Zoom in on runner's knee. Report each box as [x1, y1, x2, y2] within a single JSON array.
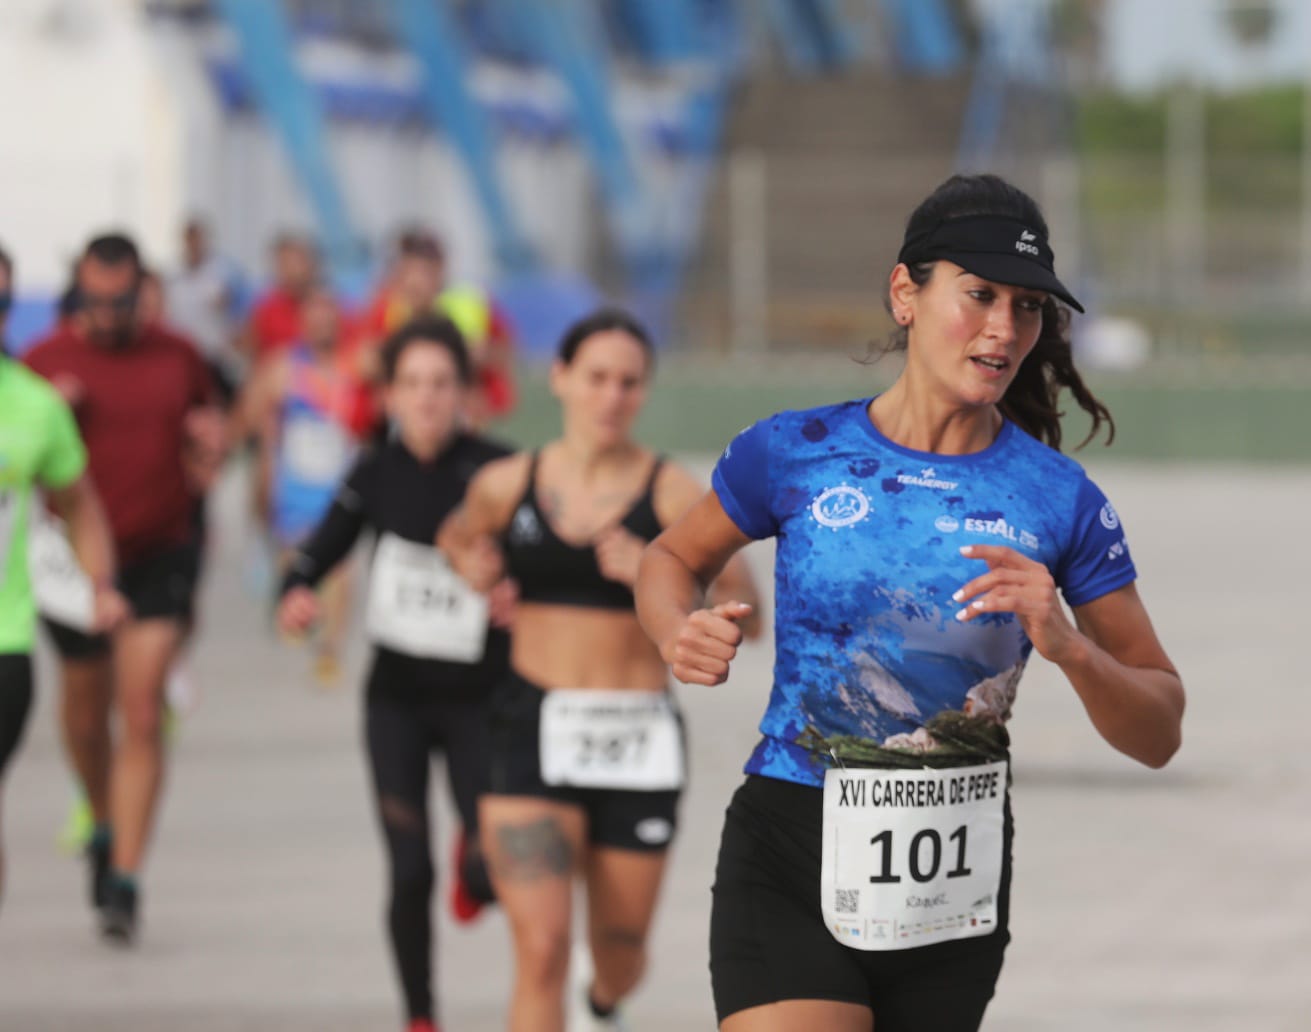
[[514, 923, 572, 989], [591, 925, 647, 993], [61, 702, 104, 747], [379, 796, 434, 900], [118, 694, 164, 741]]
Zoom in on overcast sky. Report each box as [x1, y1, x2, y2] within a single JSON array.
[[1104, 0, 1311, 91]]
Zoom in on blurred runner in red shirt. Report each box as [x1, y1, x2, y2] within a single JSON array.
[[24, 233, 225, 945]]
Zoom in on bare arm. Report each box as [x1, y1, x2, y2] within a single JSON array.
[[1062, 586, 1184, 768], [229, 357, 286, 522], [228, 355, 283, 447], [648, 462, 763, 640], [636, 490, 756, 686], [435, 453, 528, 592], [955, 545, 1184, 768]]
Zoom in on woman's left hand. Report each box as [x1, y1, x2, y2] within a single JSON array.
[[953, 544, 1083, 665], [595, 526, 646, 587]]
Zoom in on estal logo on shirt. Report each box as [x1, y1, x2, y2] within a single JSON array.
[[963, 514, 1040, 551]]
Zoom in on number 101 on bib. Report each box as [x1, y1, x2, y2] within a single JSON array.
[[820, 760, 1007, 951]]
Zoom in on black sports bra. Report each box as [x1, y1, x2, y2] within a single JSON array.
[[502, 452, 664, 610]]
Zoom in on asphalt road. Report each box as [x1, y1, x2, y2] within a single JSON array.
[[2, 462, 1306, 1031]]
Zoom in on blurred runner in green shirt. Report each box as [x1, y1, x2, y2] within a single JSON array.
[[0, 244, 124, 910]]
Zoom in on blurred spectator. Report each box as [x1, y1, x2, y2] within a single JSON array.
[[0, 243, 12, 352], [168, 218, 246, 406]]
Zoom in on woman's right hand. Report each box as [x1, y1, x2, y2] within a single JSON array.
[[661, 601, 753, 686], [452, 536, 505, 594], [277, 586, 320, 637]]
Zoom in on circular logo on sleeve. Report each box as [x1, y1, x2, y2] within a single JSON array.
[[1099, 503, 1120, 530], [811, 485, 871, 529]]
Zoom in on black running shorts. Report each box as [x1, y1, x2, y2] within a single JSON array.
[[42, 539, 203, 660], [710, 774, 1011, 1030], [487, 670, 682, 853]]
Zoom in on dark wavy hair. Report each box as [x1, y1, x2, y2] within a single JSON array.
[[557, 307, 655, 371], [379, 315, 472, 384], [883, 173, 1113, 450]]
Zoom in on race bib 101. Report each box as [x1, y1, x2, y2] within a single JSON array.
[[820, 761, 1006, 951], [540, 689, 684, 791], [365, 533, 488, 663]]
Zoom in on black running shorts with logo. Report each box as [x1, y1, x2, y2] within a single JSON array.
[[42, 539, 203, 660], [0, 653, 35, 777], [710, 774, 1012, 1031], [487, 670, 683, 853]]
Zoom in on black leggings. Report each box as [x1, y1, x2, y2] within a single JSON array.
[[365, 672, 496, 1023], [0, 654, 34, 778]]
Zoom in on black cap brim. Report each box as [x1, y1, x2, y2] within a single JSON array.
[[939, 250, 1085, 313]]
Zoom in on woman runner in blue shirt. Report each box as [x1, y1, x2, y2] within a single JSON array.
[[635, 173, 1185, 1032]]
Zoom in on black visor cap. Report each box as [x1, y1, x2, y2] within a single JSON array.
[[897, 215, 1085, 313]]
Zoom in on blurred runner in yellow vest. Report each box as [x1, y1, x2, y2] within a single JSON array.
[[359, 228, 516, 427]]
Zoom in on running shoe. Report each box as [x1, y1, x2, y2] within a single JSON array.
[[568, 946, 630, 1032], [58, 790, 94, 854], [449, 829, 492, 924], [165, 657, 202, 716], [99, 876, 139, 944], [569, 989, 629, 1032], [405, 1020, 439, 1032]]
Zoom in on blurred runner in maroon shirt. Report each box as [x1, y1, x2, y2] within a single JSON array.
[[24, 233, 225, 945]]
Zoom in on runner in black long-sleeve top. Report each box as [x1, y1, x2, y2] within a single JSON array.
[[277, 316, 513, 1032]]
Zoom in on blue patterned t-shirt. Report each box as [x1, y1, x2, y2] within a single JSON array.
[[712, 399, 1136, 787]]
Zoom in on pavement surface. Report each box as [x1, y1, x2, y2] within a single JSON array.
[[1, 461, 1307, 1031]]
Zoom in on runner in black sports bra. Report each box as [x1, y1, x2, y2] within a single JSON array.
[[502, 450, 663, 610], [438, 308, 762, 1032]]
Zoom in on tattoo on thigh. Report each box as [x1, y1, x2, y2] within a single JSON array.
[[493, 817, 574, 881]]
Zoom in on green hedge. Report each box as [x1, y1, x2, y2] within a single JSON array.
[[1078, 85, 1306, 156], [494, 370, 1308, 463]]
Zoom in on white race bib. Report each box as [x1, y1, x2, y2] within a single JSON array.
[[365, 533, 489, 662], [820, 761, 1006, 951], [282, 416, 352, 484], [28, 514, 96, 632], [540, 689, 684, 791]]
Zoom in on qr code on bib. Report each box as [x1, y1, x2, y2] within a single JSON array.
[[834, 889, 859, 914]]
